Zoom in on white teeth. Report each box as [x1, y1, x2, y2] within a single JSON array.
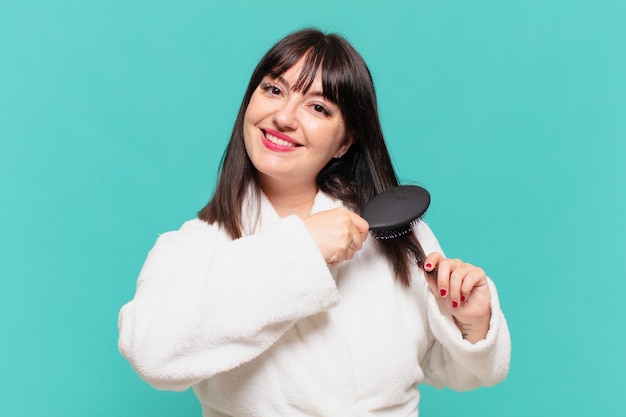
[[265, 132, 297, 147]]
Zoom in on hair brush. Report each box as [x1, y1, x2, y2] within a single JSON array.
[[361, 185, 431, 240]]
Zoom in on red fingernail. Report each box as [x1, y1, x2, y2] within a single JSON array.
[[425, 262, 432, 269], [461, 295, 466, 302], [440, 289, 447, 297], [452, 301, 459, 308]]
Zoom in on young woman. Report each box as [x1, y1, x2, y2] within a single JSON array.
[[119, 28, 510, 416]]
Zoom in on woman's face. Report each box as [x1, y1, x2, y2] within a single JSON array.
[[243, 59, 350, 190]]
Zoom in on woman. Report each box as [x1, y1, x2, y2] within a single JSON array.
[[118, 29, 510, 416]]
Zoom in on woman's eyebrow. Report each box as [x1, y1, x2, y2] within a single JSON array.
[[273, 75, 290, 88], [306, 90, 326, 99]]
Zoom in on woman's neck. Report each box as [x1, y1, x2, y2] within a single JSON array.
[[260, 179, 318, 219]]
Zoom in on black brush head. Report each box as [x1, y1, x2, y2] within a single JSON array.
[[361, 185, 431, 240]]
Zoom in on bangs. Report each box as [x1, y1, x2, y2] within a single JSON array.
[[266, 45, 346, 106], [247, 30, 369, 132]]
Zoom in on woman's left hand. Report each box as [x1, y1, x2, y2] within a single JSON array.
[[423, 252, 492, 343]]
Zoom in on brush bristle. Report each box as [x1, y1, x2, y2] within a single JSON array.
[[370, 219, 420, 240]]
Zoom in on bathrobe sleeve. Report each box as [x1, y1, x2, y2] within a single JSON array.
[[118, 216, 338, 391], [415, 223, 511, 391]]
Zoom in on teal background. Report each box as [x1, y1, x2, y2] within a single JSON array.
[[1, 0, 625, 415]]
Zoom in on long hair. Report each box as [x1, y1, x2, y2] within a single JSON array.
[[198, 29, 426, 286]]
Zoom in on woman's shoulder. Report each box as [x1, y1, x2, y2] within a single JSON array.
[[153, 218, 230, 252], [178, 217, 217, 233]]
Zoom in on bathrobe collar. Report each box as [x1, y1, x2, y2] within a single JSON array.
[[240, 187, 344, 236]]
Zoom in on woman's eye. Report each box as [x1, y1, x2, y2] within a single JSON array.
[[260, 83, 282, 96], [312, 104, 330, 115]]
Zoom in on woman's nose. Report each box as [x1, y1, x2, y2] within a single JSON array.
[[272, 101, 299, 131]]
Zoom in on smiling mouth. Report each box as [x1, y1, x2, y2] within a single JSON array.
[[262, 130, 302, 148]]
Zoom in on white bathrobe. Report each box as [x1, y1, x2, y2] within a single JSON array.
[[118, 191, 510, 416]]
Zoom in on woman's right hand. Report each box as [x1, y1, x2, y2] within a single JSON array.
[[304, 208, 369, 266]]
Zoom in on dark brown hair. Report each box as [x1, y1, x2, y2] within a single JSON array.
[[198, 29, 426, 286]]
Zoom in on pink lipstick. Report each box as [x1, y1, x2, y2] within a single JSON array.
[[261, 128, 301, 152]]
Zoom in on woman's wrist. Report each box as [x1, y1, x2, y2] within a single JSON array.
[[453, 315, 491, 343]]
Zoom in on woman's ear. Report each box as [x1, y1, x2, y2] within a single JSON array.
[[335, 133, 355, 158]]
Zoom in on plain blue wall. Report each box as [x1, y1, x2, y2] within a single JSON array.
[[2, 0, 625, 415]]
